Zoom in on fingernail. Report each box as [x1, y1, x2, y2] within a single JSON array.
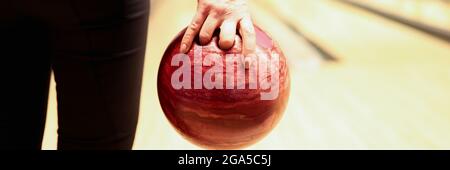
[[180, 44, 187, 53]]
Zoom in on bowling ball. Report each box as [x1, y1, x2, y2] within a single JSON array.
[[157, 26, 290, 149]]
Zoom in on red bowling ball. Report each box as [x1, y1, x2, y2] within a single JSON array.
[[157, 26, 290, 149]]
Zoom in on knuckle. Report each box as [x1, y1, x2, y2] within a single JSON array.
[[211, 11, 223, 19], [242, 28, 254, 36], [182, 34, 191, 42], [202, 0, 213, 7], [244, 26, 255, 35], [212, 5, 231, 17], [215, 5, 227, 13], [189, 22, 200, 30]]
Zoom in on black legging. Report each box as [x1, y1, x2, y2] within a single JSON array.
[[0, 0, 149, 149]]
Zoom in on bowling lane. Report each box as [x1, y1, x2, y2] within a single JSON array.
[[346, 0, 450, 33], [258, 0, 450, 148], [259, 0, 450, 63]]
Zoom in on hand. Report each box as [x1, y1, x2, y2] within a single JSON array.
[[180, 0, 256, 66]]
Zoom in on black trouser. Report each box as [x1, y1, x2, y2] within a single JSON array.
[[0, 0, 149, 149]]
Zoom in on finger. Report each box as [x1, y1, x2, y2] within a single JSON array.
[[199, 15, 221, 45], [181, 9, 208, 53], [219, 20, 237, 50], [239, 16, 256, 68], [239, 16, 256, 55]]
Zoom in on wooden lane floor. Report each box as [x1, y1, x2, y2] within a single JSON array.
[[345, 0, 450, 33], [42, 0, 450, 149], [259, 0, 450, 148]]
